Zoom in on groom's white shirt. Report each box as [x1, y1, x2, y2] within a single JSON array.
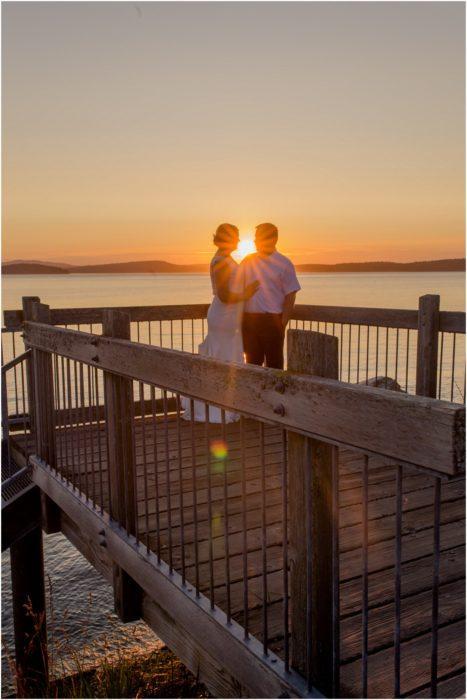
[[234, 250, 301, 313]]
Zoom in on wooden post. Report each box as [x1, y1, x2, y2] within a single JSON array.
[[22, 297, 40, 446], [287, 329, 339, 696], [29, 302, 61, 534], [416, 294, 440, 398], [102, 309, 142, 622], [2, 365, 11, 473], [10, 494, 48, 696]]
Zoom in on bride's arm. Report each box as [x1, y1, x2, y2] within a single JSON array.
[[213, 261, 259, 304]]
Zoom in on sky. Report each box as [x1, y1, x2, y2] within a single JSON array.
[[2, 2, 465, 265]]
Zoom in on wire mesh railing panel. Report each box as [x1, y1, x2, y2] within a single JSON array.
[[1, 329, 27, 365], [2, 356, 33, 475], [129, 319, 207, 353], [53, 319, 209, 354], [19, 314, 465, 698], [33, 344, 292, 668], [289, 319, 467, 404], [122, 384, 292, 667], [3, 304, 465, 410], [338, 455, 465, 698], [1, 331, 30, 420], [35, 316, 467, 403], [52, 355, 108, 515], [437, 332, 466, 403], [288, 321, 419, 393]]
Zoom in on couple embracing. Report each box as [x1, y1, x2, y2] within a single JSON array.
[[184, 222, 300, 423]]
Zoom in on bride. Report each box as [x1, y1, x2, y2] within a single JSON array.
[[182, 223, 259, 422]]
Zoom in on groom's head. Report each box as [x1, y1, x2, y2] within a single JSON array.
[[255, 223, 278, 255]]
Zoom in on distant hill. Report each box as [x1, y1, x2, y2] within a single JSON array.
[[295, 258, 466, 273], [3, 263, 70, 274], [5, 259, 75, 269], [2, 257, 465, 275], [71, 260, 208, 273]]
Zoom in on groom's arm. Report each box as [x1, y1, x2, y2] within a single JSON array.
[[281, 259, 300, 328], [282, 292, 297, 329]]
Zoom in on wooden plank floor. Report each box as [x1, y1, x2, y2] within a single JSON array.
[[12, 416, 466, 698]]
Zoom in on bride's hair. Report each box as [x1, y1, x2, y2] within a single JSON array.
[[213, 223, 239, 248]]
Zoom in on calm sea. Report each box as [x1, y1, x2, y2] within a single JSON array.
[[2, 271, 465, 687], [2, 271, 465, 311]]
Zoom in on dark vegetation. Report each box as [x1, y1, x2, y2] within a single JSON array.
[[2, 589, 209, 699], [50, 646, 210, 699]]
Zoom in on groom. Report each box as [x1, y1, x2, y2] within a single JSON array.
[[236, 222, 301, 369]]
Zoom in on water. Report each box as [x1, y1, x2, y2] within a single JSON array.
[[2, 271, 465, 311], [2, 271, 464, 688]]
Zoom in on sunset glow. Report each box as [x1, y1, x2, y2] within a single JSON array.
[[2, 3, 464, 265], [233, 237, 256, 262]]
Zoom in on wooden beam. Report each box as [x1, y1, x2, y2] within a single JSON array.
[[4, 304, 211, 330], [24, 322, 465, 474], [30, 302, 61, 534], [439, 311, 465, 334], [292, 304, 420, 329], [30, 458, 318, 699], [416, 295, 440, 399], [293, 305, 464, 333], [288, 330, 339, 694], [61, 508, 265, 699], [1, 349, 32, 375], [102, 309, 142, 623], [10, 488, 48, 697], [7, 395, 179, 434], [5, 303, 465, 334]]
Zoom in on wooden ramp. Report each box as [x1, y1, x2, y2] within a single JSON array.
[[12, 417, 466, 698]]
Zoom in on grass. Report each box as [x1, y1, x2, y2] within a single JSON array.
[[3, 580, 209, 698], [51, 645, 209, 699]]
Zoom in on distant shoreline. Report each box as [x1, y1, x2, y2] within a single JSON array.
[[3, 270, 466, 277], [2, 258, 465, 275]]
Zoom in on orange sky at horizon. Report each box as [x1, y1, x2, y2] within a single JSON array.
[[3, 3, 465, 267], [3, 232, 465, 267]]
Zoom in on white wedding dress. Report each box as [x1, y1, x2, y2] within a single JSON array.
[[182, 254, 243, 423]]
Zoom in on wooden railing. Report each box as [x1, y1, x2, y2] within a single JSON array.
[[3, 297, 466, 406], [22, 317, 464, 474], [3, 302, 465, 332], [6, 297, 463, 697]]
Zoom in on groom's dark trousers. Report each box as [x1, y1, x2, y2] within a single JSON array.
[[242, 312, 285, 369]]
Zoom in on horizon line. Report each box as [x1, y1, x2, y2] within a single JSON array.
[[4, 255, 466, 267]]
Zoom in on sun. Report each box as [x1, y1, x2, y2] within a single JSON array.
[[233, 235, 256, 262]]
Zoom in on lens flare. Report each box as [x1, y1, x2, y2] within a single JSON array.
[[210, 439, 228, 460], [232, 235, 256, 262], [211, 512, 222, 536]]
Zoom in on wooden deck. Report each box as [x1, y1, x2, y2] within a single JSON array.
[[12, 416, 466, 698]]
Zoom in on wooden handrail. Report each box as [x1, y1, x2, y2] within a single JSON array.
[[23, 321, 464, 474], [294, 305, 464, 333], [439, 310, 466, 333], [6, 396, 178, 432], [292, 304, 419, 329], [1, 350, 31, 374], [4, 303, 464, 333], [3, 304, 211, 330]]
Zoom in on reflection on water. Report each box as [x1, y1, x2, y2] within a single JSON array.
[[1, 533, 159, 692], [2, 271, 466, 311]]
